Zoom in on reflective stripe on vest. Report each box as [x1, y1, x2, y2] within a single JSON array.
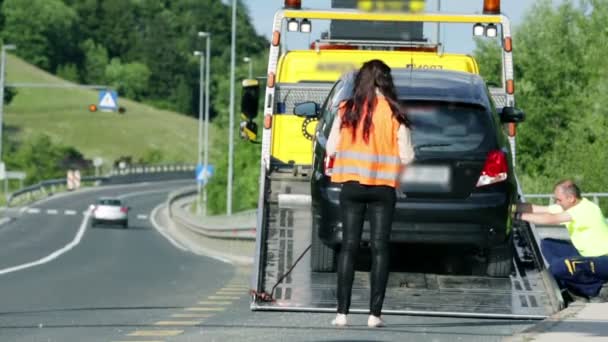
[[330, 97, 401, 187], [332, 166, 399, 182], [336, 151, 401, 165]]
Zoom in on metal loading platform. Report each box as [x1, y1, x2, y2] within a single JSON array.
[[251, 178, 564, 319]]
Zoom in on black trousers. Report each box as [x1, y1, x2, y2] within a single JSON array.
[[337, 181, 396, 316]]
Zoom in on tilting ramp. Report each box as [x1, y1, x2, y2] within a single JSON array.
[[251, 178, 564, 319]]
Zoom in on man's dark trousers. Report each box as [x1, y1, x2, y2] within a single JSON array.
[[541, 238, 608, 297]]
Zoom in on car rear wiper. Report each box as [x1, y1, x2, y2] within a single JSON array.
[[415, 143, 452, 151]]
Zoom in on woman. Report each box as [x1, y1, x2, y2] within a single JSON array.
[[326, 59, 414, 327]]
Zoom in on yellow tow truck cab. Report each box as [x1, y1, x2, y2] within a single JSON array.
[[270, 49, 480, 166]]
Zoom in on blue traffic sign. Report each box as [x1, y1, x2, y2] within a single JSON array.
[[196, 164, 214, 185], [98, 90, 118, 111]]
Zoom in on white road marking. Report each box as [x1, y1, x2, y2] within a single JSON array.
[[0, 217, 10, 226], [0, 187, 182, 276], [47, 209, 58, 215], [0, 210, 92, 276], [19, 207, 29, 214], [150, 204, 188, 252], [64, 210, 77, 215], [137, 214, 148, 220]]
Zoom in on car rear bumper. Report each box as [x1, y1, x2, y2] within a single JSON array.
[[313, 183, 512, 248], [92, 214, 128, 223]]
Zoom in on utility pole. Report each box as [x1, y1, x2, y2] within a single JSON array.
[[193, 49, 205, 215], [201, 32, 211, 216], [227, 0, 237, 215]]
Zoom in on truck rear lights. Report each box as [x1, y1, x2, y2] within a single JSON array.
[[485, 24, 498, 38], [506, 79, 514, 94], [476, 150, 507, 187], [264, 115, 273, 129], [272, 31, 281, 46], [300, 19, 312, 33], [287, 18, 299, 32], [473, 23, 485, 36], [503, 37, 512, 52], [324, 153, 335, 176]]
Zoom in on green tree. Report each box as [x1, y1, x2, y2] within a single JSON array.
[[81, 39, 109, 85], [56, 63, 80, 82], [475, 0, 608, 195], [5, 135, 86, 184], [104, 58, 151, 100], [473, 38, 501, 87], [3, 86, 17, 105], [1, 0, 78, 71]]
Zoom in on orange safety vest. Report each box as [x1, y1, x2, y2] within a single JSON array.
[[331, 97, 401, 188]]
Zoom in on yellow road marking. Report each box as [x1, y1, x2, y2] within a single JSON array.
[[171, 313, 213, 318], [198, 300, 232, 305], [226, 282, 248, 286], [184, 307, 225, 312], [216, 292, 244, 296], [154, 321, 200, 326], [127, 330, 183, 337], [208, 295, 240, 300], [222, 287, 248, 291]]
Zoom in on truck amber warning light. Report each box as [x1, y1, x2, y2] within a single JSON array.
[[284, 0, 301, 9], [483, 0, 500, 14]]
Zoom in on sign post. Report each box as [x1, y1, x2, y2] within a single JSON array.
[[195, 164, 214, 215]]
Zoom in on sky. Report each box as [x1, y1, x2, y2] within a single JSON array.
[[241, 0, 538, 54]]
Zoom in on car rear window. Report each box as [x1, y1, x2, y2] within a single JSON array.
[[402, 101, 492, 153], [98, 199, 122, 206]]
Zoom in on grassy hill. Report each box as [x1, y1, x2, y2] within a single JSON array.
[[4, 54, 209, 170], [3, 54, 261, 214]]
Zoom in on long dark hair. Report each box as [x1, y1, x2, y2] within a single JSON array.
[[341, 59, 410, 143]]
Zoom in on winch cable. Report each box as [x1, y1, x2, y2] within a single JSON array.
[[251, 244, 312, 302]]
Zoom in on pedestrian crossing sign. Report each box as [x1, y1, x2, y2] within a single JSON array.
[[98, 90, 118, 111]]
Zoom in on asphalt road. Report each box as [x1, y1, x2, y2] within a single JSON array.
[[0, 180, 536, 342], [0, 181, 241, 342]]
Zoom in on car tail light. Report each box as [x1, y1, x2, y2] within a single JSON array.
[[476, 150, 508, 187], [324, 153, 335, 177], [120, 207, 128, 213]]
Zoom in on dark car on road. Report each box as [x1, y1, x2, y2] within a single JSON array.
[[296, 69, 525, 277]]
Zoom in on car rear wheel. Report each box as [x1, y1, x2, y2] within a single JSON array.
[[91, 219, 97, 227], [310, 207, 337, 272], [122, 220, 128, 229], [486, 237, 514, 277]]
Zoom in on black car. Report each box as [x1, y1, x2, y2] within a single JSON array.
[[298, 69, 525, 277]]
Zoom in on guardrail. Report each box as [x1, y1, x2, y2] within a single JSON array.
[[165, 191, 608, 247], [167, 186, 256, 240], [7, 176, 109, 207], [525, 193, 608, 206], [110, 164, 195, 176]]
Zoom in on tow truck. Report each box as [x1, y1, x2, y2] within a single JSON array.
[[243, 0, 564, 319]]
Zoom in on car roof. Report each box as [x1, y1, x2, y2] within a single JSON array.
[[391, 69, 490, 107]]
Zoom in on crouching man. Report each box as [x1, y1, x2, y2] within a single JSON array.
[[514, 179, 608, 301]]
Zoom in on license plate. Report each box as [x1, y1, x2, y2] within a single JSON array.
[[400, 165, 451, 192]]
